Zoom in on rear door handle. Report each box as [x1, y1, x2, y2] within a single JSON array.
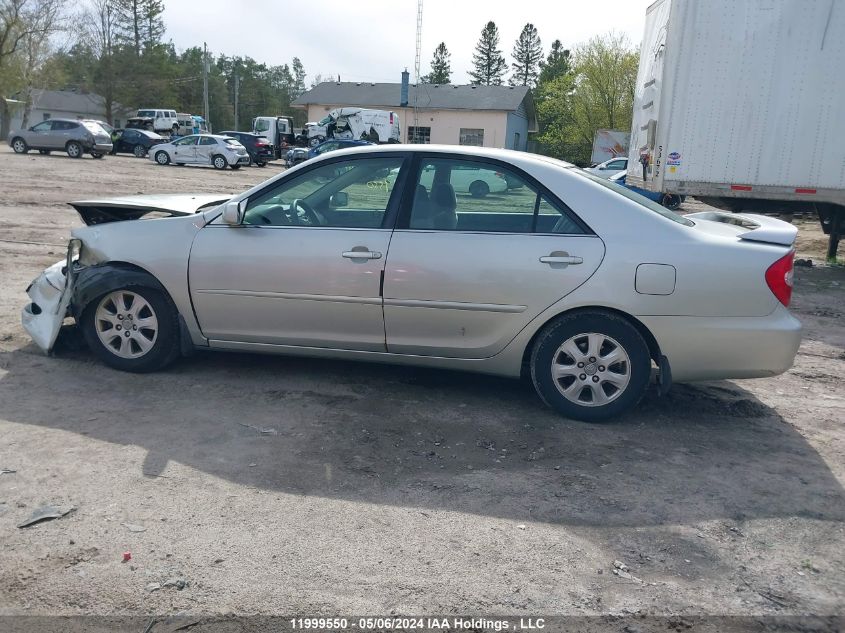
[[540, 252, 583, 265], [342, 249, 382, 260]]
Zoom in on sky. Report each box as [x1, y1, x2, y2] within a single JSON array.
[[163, 0, 654, 85]]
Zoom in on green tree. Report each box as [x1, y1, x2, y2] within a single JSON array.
[[469, 21, 506, 86], [538, 39, 571, 85], [141, 0, 164, 52], [291, 56, 305, 97], [510, 23, 542, 88], [422, 41, 450, 84]]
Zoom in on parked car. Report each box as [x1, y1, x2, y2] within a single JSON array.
[[584, 157, 628, 179], [218, 131, 274, 166], [136, 109, 178, 135], [285, 147, 309, 167], [84, 119, 114, 136], [111, 128, 167, 157], [418, 162, 508, 198], [8, 118, 112, 158], [609, 171, 684, 210], [148, 134, 250, 170], [22, 145, 802, 422], [308, 139, 373, 160]]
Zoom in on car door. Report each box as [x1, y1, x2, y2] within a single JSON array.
[[195, 136, 218, 164], [382, 154, 605, 359], [118, 129, 136, 153], [171, 135, 198, 163], [25, 120, 54, 148], [188, 153, 409, 350]]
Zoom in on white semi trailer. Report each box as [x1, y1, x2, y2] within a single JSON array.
[[628, 0, 845, 259]]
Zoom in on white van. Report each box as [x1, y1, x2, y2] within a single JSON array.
[[306, 108, 400, 146], [136, 109, 179, 135]]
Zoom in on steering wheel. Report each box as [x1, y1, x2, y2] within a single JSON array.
[[289, 198, 322, 226]]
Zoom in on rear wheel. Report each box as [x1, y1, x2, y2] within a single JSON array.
[[469, 180, 490, 198], [230, 164, 241, 170], [662, 194, 682, 210], [11, 137, 28, 153], [530, 311, 651, 422], [133, 144, 146, 158], [212, 155, 227, 170], [91, 152, 104, 159], [155, 150, 170, 165], [66, 141, 83, 158], [81, 287, 180, 373]]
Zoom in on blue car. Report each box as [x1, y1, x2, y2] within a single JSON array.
[[609, 171, 684, 210], [307, 139, 373, 160]]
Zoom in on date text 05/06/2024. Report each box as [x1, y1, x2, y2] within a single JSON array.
[[289, 617, 546, 630]]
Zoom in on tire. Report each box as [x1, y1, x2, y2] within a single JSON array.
[[662, 194, 682, 211], [12, 137, 28, 154], [91, 152, 104, 159], [257, 160, 267, 168], [469, 180, 490, 198], [38, 149, 51, 155], [154, 150, 170, 165], [529, 311, 651, 422], [308, 136, 323, 148], [66, 141, 83, 158], [212, 155, 227, 170], [230, 165, 241, 170], [81, 285, 180, 373], [133, 144, 146, 158]]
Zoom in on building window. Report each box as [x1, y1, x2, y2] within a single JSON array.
[[43, 113, 51, 121], [459, 128, 484, 147], [407, 126, 431, 144], [513, 132, 521, 150]]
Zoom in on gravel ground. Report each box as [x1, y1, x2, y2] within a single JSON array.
[[0, 148, 842, 623]]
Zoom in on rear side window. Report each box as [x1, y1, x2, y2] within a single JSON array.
[[406, 157, 586, 234], [199, 137, 218, 146]]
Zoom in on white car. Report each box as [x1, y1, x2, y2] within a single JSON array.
[[149, 134, 250, 170], [585, 157, 628, 179], [418, 163, 508, 198], [136, 109, 178, 135]]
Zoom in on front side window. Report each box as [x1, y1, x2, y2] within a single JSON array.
[[315, 142, 338, 154], [254, 119, 270, 132], [243, 156, 404, 229], [173, 136, 197, 146], [459, 128, 484, 146], [138, 110, 154, 118], [605, 159, 626, 170], [408, 157, 585, 234], [32, 121, 52, 132]]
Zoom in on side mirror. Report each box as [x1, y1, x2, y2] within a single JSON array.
[[222, 198, 247, 225], [330, 192, 348, 207]]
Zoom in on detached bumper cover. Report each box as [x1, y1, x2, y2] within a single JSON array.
[[639, 304, 802, 382]]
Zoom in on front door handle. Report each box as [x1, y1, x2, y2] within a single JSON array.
[[540, 252, 583, 266], [342, 249, 382, 260]]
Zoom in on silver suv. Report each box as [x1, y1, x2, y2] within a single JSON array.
[[8, 118, 113, 158]]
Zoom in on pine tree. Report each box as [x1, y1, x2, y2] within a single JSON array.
[[292, 56, 306, 97], [510, 23, 542, 88], [141, 0, 165, 52], [538, 39, 571, 85], [469, 21, 507, 86], [112, 0, 142, 56], [423, 42, 451, 84]]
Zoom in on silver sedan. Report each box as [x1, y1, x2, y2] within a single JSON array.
[[21, 145, 801, 421]]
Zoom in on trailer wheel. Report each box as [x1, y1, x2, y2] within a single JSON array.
[[661, 194, 682, 211]]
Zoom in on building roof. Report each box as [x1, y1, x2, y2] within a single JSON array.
[[293, 82, 533, 113], [15, 89, 130, 116]]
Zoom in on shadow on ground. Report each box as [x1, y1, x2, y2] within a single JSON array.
[[0, 338, 842, 529]]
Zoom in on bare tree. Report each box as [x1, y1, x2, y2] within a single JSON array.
[[0, 0, 66, 137]]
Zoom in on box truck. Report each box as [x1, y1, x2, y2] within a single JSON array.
[[628, 0, 845, 259]]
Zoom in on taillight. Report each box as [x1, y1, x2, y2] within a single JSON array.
[[765, 250, 794, 307], [389, 113, 394, 124]]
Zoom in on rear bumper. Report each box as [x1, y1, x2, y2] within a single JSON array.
[[89, 141, 113, 153], [639, 304, 802, 382]]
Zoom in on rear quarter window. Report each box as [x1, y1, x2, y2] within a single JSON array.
[[577, 170, 693, 226]]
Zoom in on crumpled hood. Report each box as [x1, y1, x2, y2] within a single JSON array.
[[69, 193, 232, 225]]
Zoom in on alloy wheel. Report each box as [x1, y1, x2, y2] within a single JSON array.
[[551, 332, 631, 407], [94, 291, 159, 359]]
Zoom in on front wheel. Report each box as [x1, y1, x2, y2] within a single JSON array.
[[212, 155, 227, 170], [155, 150, 170, 165], [66, 141, 83, 158], [81, 287, 180, 373], [530, 311, 651, 422], [469, 180, 490, 198], [11, 137, 28, 153]]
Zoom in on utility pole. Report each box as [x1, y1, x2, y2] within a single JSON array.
[[233, 74, 240, 130], [202, 42, 210, 131], [413, 0, 423, 137]]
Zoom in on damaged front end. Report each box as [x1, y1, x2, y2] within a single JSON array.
[[22, 239, 83, 354]]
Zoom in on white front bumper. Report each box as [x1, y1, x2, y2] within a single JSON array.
[[22, 258, 73, 353]]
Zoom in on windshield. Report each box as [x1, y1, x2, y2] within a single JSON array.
[[254, 119, 270, 132], [576, 169, 694, 226], [137, 110, 155, 118], [317, 116, 332, 126]]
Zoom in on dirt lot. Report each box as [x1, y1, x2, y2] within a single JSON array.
[[0, 147, 843, 623]]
